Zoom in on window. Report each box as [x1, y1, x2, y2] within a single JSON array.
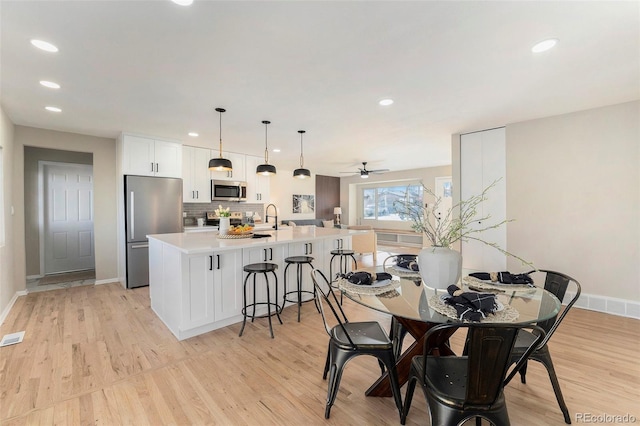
[[362, 184, 423, 221]]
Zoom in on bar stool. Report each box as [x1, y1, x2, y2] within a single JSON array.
[[282, 255, 319, 322], [239, 262, 282, 338], [329, 249, 358, 304]]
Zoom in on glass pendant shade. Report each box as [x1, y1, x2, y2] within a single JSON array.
[[257, 120, 276, 175], [293, 130, 310, 179], [210, 107, 232, 171]]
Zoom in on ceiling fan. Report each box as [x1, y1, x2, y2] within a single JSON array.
[[340, 162, 390, 179]]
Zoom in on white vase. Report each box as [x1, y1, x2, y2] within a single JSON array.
[[417, 246, 462, 291], [219, 217, 230, 234]]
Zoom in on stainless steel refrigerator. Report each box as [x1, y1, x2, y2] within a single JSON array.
[[125, 175, 183, 288]]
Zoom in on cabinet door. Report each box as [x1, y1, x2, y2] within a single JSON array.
[[242, 245, 288, 313], [210, 151, 246, 181], [460, 127, 506, 271], [245, 155, 271, 202], [322, 237, 353, 281], [183, 253, 215, 330], [154, 139, 182, 178], [183, 146, 212, 203], [286, 241, 321, 299], [213, 249, 244, 321], [123, 135, 155, 176], [182, 146, 196, 202]]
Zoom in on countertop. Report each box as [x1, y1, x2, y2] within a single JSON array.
[[148, 226, 363, 254]]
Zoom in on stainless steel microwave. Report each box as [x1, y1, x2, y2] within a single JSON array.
[[211, 180, 247, 201]]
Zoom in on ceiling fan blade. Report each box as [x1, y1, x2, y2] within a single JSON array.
[[369, 169, 390, 173]]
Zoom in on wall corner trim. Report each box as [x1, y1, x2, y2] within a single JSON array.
[[0, 290, 28, 326]]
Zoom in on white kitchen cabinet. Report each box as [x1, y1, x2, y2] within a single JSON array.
[[213, 249, 244, 321], [122, 134, 182, 178], [460, 127, 506, 271], [242, 244, 288, 314], [210, 151, 246, 181], [285, 240, 324, 304], [182, 145, 212, 203], [245, 155, 271, 202], [183, 253, 216, 330], [321, 236, 353, 281]]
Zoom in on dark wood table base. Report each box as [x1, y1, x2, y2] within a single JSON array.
[[365, 316, 457, 397]]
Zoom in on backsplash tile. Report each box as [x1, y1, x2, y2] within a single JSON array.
[[183, 202, 264, 226]]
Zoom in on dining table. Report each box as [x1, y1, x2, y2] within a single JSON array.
[[339, 266, 562, 398]]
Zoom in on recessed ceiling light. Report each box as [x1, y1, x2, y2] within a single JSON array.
[[30, 39, 58, 52], [379, 99, 394, 106], [272, 148, 281, 153], [171, 0, 193, 5], [188, 132, 199, 137], [40, 80, 60, 89], [531, 38, 558, 53], [45, 106, 62, 112]]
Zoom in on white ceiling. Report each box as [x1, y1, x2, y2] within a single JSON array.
[[1, 1, 638, 177]]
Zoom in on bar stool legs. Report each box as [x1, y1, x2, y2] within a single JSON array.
[[239, 263, 282, 338], [329, 250, 358, 304], [283, 256, 319, 322]]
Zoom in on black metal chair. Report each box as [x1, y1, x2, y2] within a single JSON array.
[[505, 269, 581, 424], [401, 322, 545, 426], [310, 269, 403, 420]]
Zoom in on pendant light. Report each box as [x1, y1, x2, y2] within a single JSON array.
[[209, 107, 233, 171], [256, 120, 276, 175], [293, 130, 311, 179]]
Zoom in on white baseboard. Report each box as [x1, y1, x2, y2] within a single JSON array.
[[0, 290, 28, 326], [565, 291, 640, 320], [26, 274, 43, 280], [94, 278, 120, 286]]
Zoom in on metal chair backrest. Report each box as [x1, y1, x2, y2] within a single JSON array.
[[310, 269, 357, 349], [527, 269, 581, 347], [423, 322, 545, 405]]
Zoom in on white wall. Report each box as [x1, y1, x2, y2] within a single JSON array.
[[269, 168, 316, 222], [0, 106, 18, 321], [506, 101, 639, 302], [453, 101, 639, 305], [13, 126, 118, 284]]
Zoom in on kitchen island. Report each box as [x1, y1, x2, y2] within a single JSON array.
[[148, 226, 361, 340]]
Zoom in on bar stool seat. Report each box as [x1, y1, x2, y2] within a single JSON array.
[[283, 255, 319, 322], [329, 249, 358, 304], [239, 262, 282, 338], [329, 249, 358, 282]]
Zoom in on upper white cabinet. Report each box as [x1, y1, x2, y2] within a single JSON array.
[[245, 155, 271, 202], [183, 146, 212, 203], [121, 134, 182, 178], [210, 151, 246, 181], [460, 127, 506, 271]]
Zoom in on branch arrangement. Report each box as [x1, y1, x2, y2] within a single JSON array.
[[393, 179, 533, 268]]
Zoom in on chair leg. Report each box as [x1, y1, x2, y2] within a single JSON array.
[[536, 351, 571, 424], [519, 359, 528, 384], [401, 375, 418, 425], [379, 352, 403, 418], [322, 346, 331, 380], [325, 357, 346, 419]]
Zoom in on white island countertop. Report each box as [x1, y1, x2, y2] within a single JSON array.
[[148, 226, 363, 255]]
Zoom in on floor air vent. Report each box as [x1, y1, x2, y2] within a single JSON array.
[[0, 331, 25, 347]]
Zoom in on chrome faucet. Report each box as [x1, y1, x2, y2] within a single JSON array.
[[265, 203, 278, 230]]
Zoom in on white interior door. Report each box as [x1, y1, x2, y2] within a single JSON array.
[[434, 176, 453, 223], [43, 162, 95, 274]]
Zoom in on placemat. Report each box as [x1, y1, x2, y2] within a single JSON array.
[[462, 275, 536, 294], [338, 277, 401, 296], [216, 233, 254, 239], [427, 294, 519, 323], [385, 265, 421, 278]]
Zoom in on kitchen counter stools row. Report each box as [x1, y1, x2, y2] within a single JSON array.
[[147, 227, 360, 341]]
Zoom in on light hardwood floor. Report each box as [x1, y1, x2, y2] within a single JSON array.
[[1, 247, 638, 425]]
